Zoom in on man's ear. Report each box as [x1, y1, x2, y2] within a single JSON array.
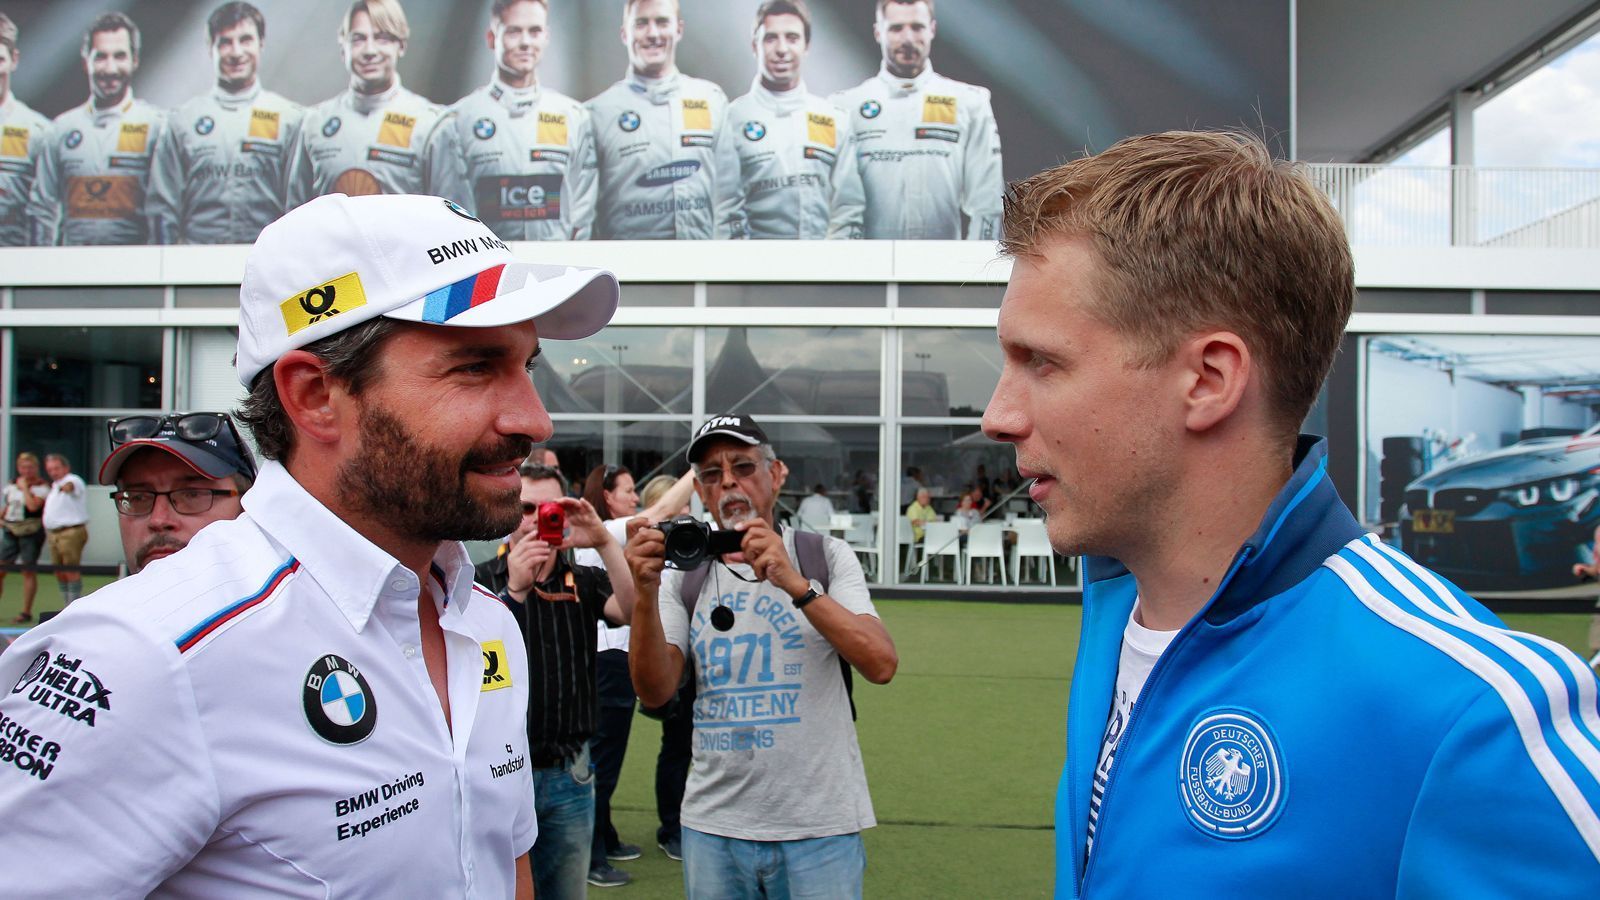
[[770, 458, 789, 493], [1180, 331, 1251, 434], [273, 350, 345, 448]]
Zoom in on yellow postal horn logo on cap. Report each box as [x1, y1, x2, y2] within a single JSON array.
[[280, 271, 368, 336]]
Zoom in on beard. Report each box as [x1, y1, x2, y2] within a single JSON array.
[[338, 402, 532, 543], [133, 533, 185, 574], [717, 489, 758, 527]]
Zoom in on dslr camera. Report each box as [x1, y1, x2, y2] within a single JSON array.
[[536, 501, 566, 545], [657, 515, 744, 570]]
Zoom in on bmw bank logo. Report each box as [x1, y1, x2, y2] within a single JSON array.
[[743, 121, 766, 141], [618, 110, 641, 132], [64, 129, 83, 149], [323, 116, 342, 138], [859, 100, 881, 119], [303, 654, 377, 745], [194, 116, 215, 135], [473, 117, 496, 140], [1178, 709, 1286, 839]]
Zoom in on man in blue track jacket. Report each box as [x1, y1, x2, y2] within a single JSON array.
[[982, 130, 1600, 898]]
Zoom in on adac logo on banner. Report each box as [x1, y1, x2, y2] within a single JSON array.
[[280, 271, 368, 336]]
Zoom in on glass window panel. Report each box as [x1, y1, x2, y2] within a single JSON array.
[[766, 423, 882, 519], [901, 328, 1003, 417], [899, 424, 1026, 518], [174, 287, 240, 308], [12, 414, 116, 488], [534, 326, 694, 415], [543, 418, 697, 497], [621, 283, 694, 307], [15, 327, 162, 409], [898, 284, 1004, 309], [13, 287, 163, 309], [708, 284, 885, 308], [705, 327, 882, 417]]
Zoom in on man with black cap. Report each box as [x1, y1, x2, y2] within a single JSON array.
[[99, 411, 257, 575], [0, 192, 619, 898], [626, 413, 898, 898]]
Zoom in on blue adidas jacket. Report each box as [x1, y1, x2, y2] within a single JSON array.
[[1059, 436, 1600, 898]]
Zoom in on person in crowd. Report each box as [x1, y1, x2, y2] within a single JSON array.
[[0, 13, 50, 247], [905, 485, 935, 542], [851, 468, 874, 514], [798, 482, 835, 531], [2, 452, 49, 623], [28, 11, 166, 245], [982, 130, 1600, 897], [450, 0, 597, 240], [899, 465, 923, 503], [41, 454, 88, 605], [285, 0, 467, 208], [966, 482, 991, 516], [626, 414, 897, 898], [585, 0, 737, 239], [724, 0, 863, 239], [148, 2, 303, 244], [577, 462, 696, 866], [951, 490, 980, 533], [98, 412, 256, 575], [0, 191, 619, 895], [830, 0, 1001, 239], [474, 463, 635, 897]]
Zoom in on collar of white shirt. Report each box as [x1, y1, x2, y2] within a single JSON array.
[[241, 459, 478, 633]]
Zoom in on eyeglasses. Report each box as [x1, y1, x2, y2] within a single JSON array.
[[107, 412, 257, 479], [696, 459, 761, 486], [111, 488, 241, 517]]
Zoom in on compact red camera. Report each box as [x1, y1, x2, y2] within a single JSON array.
[[536, 501, 566, 546]]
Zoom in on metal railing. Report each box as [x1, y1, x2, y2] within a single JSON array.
[[1306, 164, 1600, 249]]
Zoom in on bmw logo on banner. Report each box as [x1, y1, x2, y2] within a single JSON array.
[[323, 117, 342, 138], [1178, 708, 1286, 839], [473, 117, 496, 140], [303, 654, 377, 745], [860, 100, 881, 119], [743, 121, 766, 142], [618, 111, 641, 132], [64, 129, 83, 149], [194, 116, 215, 135]]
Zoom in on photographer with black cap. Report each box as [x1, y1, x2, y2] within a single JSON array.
[[625, 413, 897, 899]]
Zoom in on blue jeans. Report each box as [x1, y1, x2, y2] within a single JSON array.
[[530, 746, 595, 900], [682, 827, 865, 900]]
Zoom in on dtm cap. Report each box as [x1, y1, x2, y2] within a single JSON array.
[[235, 193, 619, 387], [687, 414, 770, 464], [98, 412, 257, 486]]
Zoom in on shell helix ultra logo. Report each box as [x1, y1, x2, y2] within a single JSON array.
[[1178, 708, 1287, 839], [280, 271, 368, 337]]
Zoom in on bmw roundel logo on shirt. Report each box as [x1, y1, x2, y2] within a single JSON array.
[[859, 100, 881, 119], [195, 116, 215, 136], [743, 121, 766, 142], [303, 654, 377, 745], [323, 117, 342, 138], [618, 111, 641, 132], [473, 117, 496, 140]]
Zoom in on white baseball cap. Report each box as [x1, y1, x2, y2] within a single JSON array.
[[235, 193, 619, 386]]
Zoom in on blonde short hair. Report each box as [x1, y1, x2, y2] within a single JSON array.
[[341, 0, 409, 42], [638, 474, 678, 510], [1002, 130, 1353, 437]]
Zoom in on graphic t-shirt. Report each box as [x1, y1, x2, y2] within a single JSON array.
[[657, 529, 878, 841], [1087, 603, 1178, 856]]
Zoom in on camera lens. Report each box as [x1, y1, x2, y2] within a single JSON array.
[[663, 522, 709, 568]]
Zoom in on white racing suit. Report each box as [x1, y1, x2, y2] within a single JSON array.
[[285, 80, 467, 210], [27, 95, 167, 245], [585, 70, 738, 240], [830, 65, 1003, 240], [449, 77, 597, 241], [147, 83, 304, 244], [0, 93, 50, 247], [725, 79, 864, 240]]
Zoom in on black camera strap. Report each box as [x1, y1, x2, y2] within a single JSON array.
[[676, 529, 856, 720]]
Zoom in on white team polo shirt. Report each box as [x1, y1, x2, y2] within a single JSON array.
[[0, 460, 536, 898], [42, 472, 89, 530]]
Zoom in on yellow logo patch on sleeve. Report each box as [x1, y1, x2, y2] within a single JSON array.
[[481, 640, 512, 692], [921, 95, 958, 125], [806, 113, 836, 148], [279, 271, 367, 336], [248, 108, 281, 140], [377, 111, 417, 148], [1, 126, 30, 158], [116, 122, 149, 154], [681, 98, 711, 131], [536, 111, 568, 146]]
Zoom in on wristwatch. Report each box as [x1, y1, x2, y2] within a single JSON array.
[[793, 578, 824, 609]]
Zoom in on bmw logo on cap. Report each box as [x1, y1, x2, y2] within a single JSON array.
[[195, 116, 215, 135], [743, 121, 766, 142], [443, 198, 480, 222], [303, 654, 377, 745], [860, 100, 881, 119], [323, 116, 342, 138], [1178, 708, 1287, 839], [618, 110, 641, 132], [473, 117, 496, 140]]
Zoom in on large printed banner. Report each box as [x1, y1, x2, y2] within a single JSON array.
[[0, 0, 1288, 246], [1363, 334, 1600, 599]]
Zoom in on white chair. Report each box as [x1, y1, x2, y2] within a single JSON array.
[[965, 522, 1008, 585], [897, 515, 919, 576], [1010, 518, 1057, 586], [799, 506, 832, 534], [920, 522, 963, 583], [844, 515, 878, 580], [830, 513, 854, 532]]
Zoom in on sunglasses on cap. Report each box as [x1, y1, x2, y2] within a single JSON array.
[[107, 413, 258, 479]]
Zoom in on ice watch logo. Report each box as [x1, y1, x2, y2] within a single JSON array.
[[636, 160, 701, 187], [303, 654, 377, 745], [280, 271, 369, 336]]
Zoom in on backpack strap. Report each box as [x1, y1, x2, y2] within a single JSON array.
[[792, 531, 855, 722]]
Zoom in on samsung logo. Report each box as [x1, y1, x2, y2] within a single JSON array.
[[635, 160, 701, 187]]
